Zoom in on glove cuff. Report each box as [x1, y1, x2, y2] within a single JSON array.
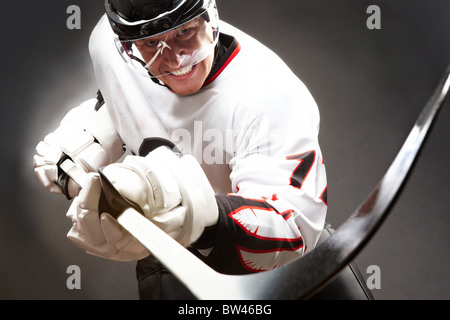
[[147, 147, 219, 247]]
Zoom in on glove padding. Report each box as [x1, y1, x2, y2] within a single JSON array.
[[33, 98, 124, 198], [66, 172, 150, 261], [100, 147, 219, 247]]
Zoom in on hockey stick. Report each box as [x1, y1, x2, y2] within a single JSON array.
[[62, 64, 450, 299]]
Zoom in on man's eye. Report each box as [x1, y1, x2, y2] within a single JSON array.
[[147, 40, 158, 47], [179, 28, 191, 36]]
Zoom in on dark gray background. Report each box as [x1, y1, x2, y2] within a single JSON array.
[[1, 0, 449, 299]]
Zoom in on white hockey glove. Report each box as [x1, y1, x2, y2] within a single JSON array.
[[33, 98, 124, 199], [99, 147, 219, 248], [66, 172, 149, 261]]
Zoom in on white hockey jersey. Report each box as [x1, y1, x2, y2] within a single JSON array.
[[88, 15, 327, 274]]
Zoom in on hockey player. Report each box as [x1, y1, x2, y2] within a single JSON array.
[[33, 0, 328, 299]]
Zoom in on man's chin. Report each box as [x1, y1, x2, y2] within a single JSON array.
[[171, 83, 204, 96]]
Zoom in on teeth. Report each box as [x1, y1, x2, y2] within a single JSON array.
[[171, 65, 193, 76]]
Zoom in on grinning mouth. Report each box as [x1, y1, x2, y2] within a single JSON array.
[[170, 65, 194, 77]]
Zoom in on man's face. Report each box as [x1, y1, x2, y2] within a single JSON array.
[[134, 17, 215, 96]]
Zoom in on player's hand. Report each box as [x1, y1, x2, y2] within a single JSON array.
[[66, 172, 150, 261], [33, 99, 124, 199], [100, 147, 219, 247]]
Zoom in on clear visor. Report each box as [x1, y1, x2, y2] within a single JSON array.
[[115, 8, 219, 78]]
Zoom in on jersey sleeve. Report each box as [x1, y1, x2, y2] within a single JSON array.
[[192, 78, 328, 274]]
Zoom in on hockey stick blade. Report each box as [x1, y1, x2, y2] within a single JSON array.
[[62, 65, 450, 300]]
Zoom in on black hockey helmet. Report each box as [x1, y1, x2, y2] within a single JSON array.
[[105, 0, 220, 79], [105, 0, 215, 41]]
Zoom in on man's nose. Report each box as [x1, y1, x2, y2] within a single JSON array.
[[162, 44, 186, 68]]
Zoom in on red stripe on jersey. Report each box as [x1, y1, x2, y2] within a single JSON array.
[[228, 205, 303, 244]]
